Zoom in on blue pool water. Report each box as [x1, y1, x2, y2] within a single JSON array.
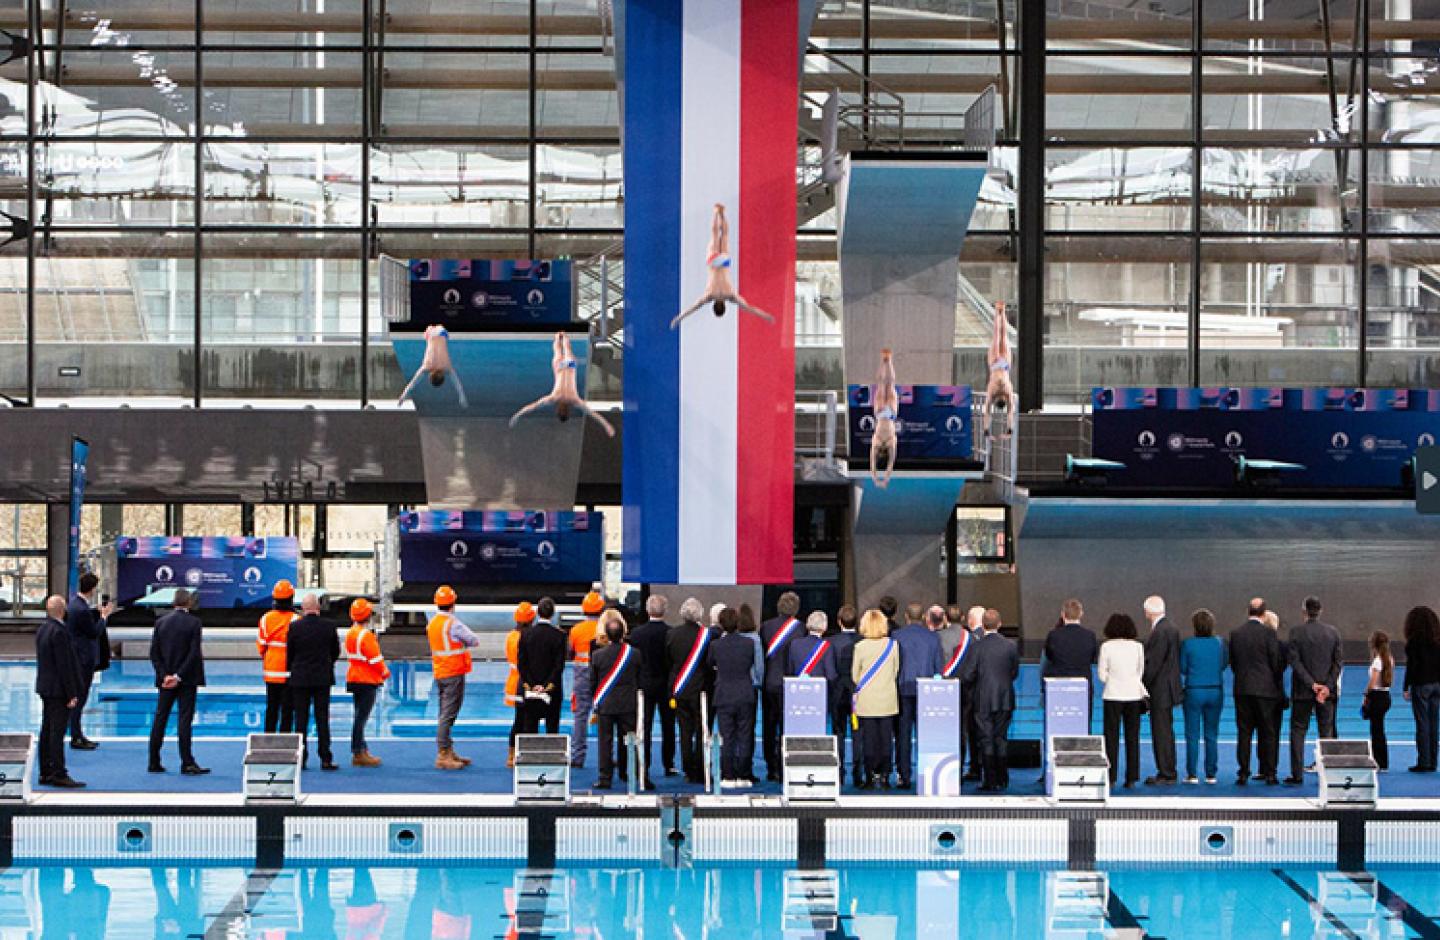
[[8, 864, 1440, 938]]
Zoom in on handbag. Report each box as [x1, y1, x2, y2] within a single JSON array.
[[1360, 691, 1372, 721]]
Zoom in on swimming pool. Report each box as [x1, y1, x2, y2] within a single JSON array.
[[10, 863, 1439, 937]]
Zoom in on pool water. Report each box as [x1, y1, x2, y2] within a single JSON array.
[[8, 864, 1439, 938]]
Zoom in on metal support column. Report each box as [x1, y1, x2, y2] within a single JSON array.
[[1016, 0, 1044, 410], [360, 0, 373, 407], [192, 0, 204, 407], [1189, 0, 1202, 386]]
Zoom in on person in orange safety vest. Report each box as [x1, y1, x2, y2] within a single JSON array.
[[428, 585, 481, 770], [505, 601, 535, 769], [345, 598, 389, 768], [568, 591, 606, 768], [257, 580, 298, 733]]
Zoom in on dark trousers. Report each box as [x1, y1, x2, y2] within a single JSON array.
[[761, 688, 784, 774], [641, 681, 677, 772], [148, 685, 197, 767], [1412, 682, 1440, 770], [349, 683, 378, 755], [290, 686, 333, 765], [895, 693, 918, 784], [830, 690, 863, 781], [974, 709, 1013, 789], [263, 683, 294, 734], [675, 695, 705, 781], [596, 712, 635, 784], [1103, 699, 1143, 785], [1366, 690, 1392, 770], [1149, 699, 1178, 779], [508, 705, 524, 748], [716, 702, 756, 781], [520, 691, 562, 735], [859, 716, 894, 780], [1234, 694, 1280, 779], [67, 673, 93, 740], [961, 693, 980, 773], [1288, 694, 1337, 779], [38, 696, 70, 780]]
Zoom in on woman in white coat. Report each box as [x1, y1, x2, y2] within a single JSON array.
[[1098, 613, 1147, 788]]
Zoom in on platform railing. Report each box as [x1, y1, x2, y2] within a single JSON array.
[[378, 254, 410, 326], [795, 390, 840, 471]]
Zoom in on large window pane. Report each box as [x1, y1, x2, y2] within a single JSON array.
[[1044, 236, 1192, 404], [373, 143, 528, 227], [1202, 56, 1352, 142], [1369, 57, 1440, 143], [1201, 147, 1356, 233], [1199, 238, 1359, 385], [1368, 148, 1440, 233], [36, 50, 196, 138], [1046, 147, 1191, 231], [537, 53, 616, 136], [536, 143, 620, 229], [381, 53, 528, 135], [204, 142, 362, 227], [1047, 56, 1192, 142], [1049, 0, 1191, 51], [1203, 0, 1359, 54], [201, 51, 362, 135], [1366, 238, 1440, 385]]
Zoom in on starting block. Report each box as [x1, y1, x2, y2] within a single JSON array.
[[782, 735, 841, 804], [0, 734, 33, 803], [243, 733, 303, 803], [514, 734, 571, 804], [1316, 739, 1378, 808], [1048, 735, 1110, 805]]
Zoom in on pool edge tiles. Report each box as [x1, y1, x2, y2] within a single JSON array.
[[1365, 820, 1440, 864], [826, 817, 1068, 864], [13, 816, 253, 864], [285, 816, 528, 862], [1095, 817, 1337, 865]]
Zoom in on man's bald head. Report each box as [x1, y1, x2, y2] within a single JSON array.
[[45, 596, 66, 620], [301, 593, 321, 615]]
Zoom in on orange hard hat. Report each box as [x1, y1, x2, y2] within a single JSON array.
[[350, 598, 373, 622], [272, 580, 295, 601], [581, 591, 605, 615], [434, 585, 458, 607], [514, 601, 536, 623]]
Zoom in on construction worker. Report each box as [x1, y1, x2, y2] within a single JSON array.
[[345, 598, 389, 768], [257, 580, 298, 733], [505, 602, 535, 769], [568, 591, 605, 768], [428, 585, 481, 770]]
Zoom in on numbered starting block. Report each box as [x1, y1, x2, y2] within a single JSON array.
[[1049, 736, 1109, 805], [243, 733, 303, 803], [0, 734, 34, 802], [1316, 739, 1378, 808], [782, 736, 841, 804], [514, 734, 571, 804]]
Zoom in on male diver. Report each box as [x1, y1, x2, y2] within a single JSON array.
[[670, 203, 776, 329], [509, 332, 615, 437], [398, 324, 468, 409], [870, 348, 900, 489], [986, 301, 1014, 435]]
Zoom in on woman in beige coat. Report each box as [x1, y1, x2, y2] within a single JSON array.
[[852, 609, 901, 789]]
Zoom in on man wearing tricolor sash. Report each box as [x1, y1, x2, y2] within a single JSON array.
[[588, 610, 648, 791], [759, 592, 803, 782], [786, 612, 838, 715], [936, 604, 976, 779], [665, 598, 713, 785]]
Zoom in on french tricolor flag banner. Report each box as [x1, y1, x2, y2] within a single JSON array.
[[620, 0, 802, 585]]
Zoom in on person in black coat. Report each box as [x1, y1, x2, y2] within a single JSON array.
[[148, 589, 209, 776], [630, 595, 676, 776], [65, 571, 113, 750], [35, 596, 85, 787], [517, 597, 568, 734], [711, 607, 760, 788], [588, 611, 647, 790], [666, 598, 713, 784], [1141, 596, 1182, 785], [828, 605, 864, 787], [1042, 600, 1098, 723], [286, 594, 341, 770], [1284, 596, 1343, 784], [960, 609, 1019, 792], [1229, 598, 1286, 785], [758, 591, 803, 782]]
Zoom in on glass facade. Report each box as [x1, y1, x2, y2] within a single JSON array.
[[0, 0, 1434, 407]]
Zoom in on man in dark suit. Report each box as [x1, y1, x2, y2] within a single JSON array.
[[961, 609, 1019, 792], [148, 589, 209, 775], [65, 571, 113, 750], [588, 616, 646, 790], [892, 602, 943, 789], [758, 591, 803, 782], [629, 595, 676, 776], [1042, 599, 1098, 729], [1284, 596, 1343, 785], [286, 594, 341, 770], [36, 596, 85, 788], [828, 605, 864, 787], [667, 598, 714, 784], [1142, 595, 1182, 785], [1230, 597, 1286, 785], [517, 597, 568, 734], [878, 595, 900, 636]]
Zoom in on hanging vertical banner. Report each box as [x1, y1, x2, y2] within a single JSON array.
[[783, 677, 828, 737], [619, 0, 807, 584], [1044, 677, 1092, 797], [917, 678, 962, 797], [66, 436, 89, 597]]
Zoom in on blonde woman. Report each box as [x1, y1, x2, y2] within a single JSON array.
[[851, 609, 900, 789]]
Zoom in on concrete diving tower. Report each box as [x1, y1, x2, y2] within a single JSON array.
[[838, 152, 990, 609], [392, 327, 592, 510]]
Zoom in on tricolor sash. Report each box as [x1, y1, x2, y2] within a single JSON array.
[[851, 639, 896, 728], [672, 627, 711, 698], [765, 618, 801, 660], [941, 631, 972, 678], [799, 640, 830, 677], [591, 643, 635, 715]]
